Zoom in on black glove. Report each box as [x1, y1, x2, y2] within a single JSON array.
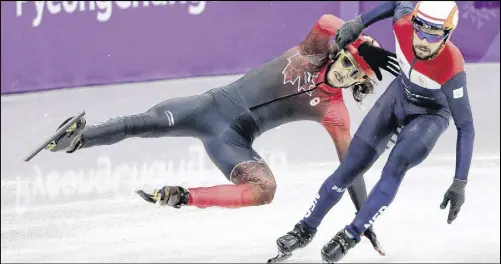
[[356, 211, 385, 256], [357, 42, 400, 81], [335, 16, 366, 50], [440, 179, 467, 224], [363, 226, 386, 256]]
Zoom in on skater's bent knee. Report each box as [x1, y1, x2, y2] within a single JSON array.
[[254, 180, 277, 205], [382, 140, 430, 180], [230, 160, 277, 205], [377, 174, 401, 196], [381, 158, 409, 180]]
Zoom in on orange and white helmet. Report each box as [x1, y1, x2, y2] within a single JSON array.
[[412, 1, 459, 32]]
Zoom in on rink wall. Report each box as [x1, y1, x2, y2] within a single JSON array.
[[1, 1, 500, 94]]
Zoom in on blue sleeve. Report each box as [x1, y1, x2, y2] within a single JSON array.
[[360, 1, 414, 27], [441, 71, 475, 181]]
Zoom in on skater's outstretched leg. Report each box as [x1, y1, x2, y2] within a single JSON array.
[[148, 135, 277, 209], [187, 158, 276, 208], [47, 93, 214, 153], [145, 160, 277, 209]]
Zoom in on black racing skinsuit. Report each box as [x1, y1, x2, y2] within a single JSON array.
[[76, 15, 368, 211]]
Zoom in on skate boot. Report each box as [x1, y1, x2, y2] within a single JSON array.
[[268, 222, 317, 263], [46, 116, 86, 153], [321, 229, 359, 263], [136, 186, 190, 208]]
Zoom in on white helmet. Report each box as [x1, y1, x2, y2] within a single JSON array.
[[412, 1, 459, 31]]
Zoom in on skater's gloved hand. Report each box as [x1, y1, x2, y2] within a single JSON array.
[[362, 226, 386, 256], [335, 16, 365, 50], [357, 42, 400, 80], [440, 179, 467, 224]]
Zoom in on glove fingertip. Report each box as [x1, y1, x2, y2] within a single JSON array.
[[440, 197, 449, 208], [375, 70, 382, 81]]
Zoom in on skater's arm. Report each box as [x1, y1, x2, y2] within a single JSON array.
[[441, 71, 475, 181], [321, 102, 351, 162], [322, 102, 367, 211], [334, 2, 413, 50], [298, 14, 344, 55], [312, 2, 413, 38], [360, 1, 414, 27]]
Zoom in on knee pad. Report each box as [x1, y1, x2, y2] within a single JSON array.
[[230, 160, 277, 205], [377, 172, 402, 196]]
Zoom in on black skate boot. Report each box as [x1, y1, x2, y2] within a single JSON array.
[[46, 116, 86, 153], [321, 229, 359, 263], [268, 222, 317, 263], [136, 186, 190, 208]]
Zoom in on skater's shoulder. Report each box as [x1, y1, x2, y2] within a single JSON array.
[[442, 41, 465, 67], [314, 14, 344, 36], [436, 42, 465, 80]]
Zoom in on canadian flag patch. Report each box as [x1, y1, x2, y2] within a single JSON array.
[[453, 87, 464, 99]]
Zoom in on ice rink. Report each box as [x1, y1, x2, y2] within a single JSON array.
[[2, 65, 500, 263], [1, 159, 500, 263]]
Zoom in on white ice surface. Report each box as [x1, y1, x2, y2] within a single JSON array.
[[2, 158, 500, 263]]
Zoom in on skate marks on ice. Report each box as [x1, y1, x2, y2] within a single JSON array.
[[1, 161, 500, 263]]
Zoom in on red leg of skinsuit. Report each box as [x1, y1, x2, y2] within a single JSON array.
[[187, 160, 277, 208]]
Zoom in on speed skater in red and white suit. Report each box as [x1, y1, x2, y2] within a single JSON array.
[[274, 1, 475, 263]]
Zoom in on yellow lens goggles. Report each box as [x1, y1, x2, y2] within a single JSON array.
[[335, 50, 366, 83]]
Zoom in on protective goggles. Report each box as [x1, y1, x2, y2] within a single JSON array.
[[412, 17, 449, 43], [335, 50, 366, 83]]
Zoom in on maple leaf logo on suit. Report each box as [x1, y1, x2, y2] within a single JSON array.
[[282, 52, 325, 95]]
